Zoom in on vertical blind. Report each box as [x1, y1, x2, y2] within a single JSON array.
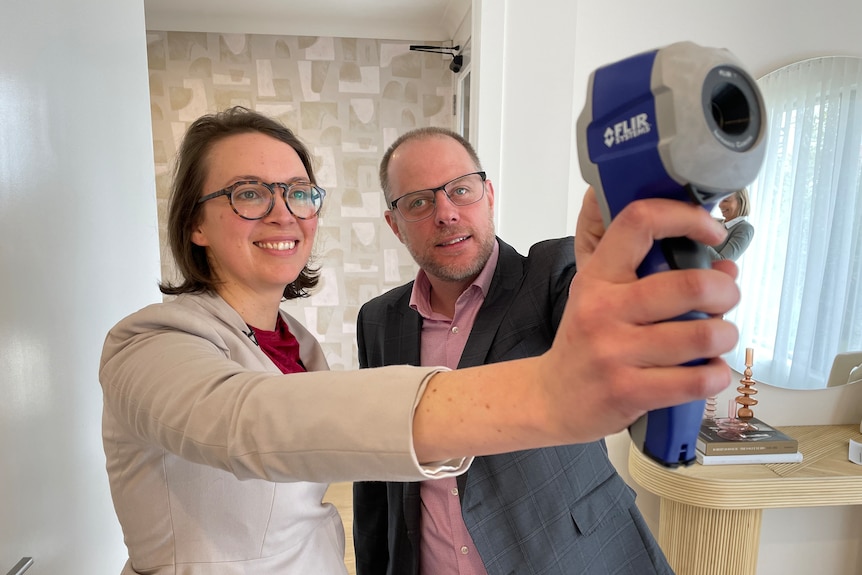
[[727, 56, 862, 389]]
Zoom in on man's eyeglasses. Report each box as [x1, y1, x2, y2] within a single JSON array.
[[197, 181, 326, 220], [388, 171, 487, 222]]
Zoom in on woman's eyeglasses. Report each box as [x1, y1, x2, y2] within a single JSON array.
[[198, 181, 326, 220]]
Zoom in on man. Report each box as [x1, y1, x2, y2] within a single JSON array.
[[353, 127, 673, 574]]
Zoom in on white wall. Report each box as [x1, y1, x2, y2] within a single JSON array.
[[0, 0, 161, 572], [476, 1, 862, 574], [474, 1, 579, 246]]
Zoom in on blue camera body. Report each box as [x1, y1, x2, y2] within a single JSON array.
[[577, 42, 766, 467]]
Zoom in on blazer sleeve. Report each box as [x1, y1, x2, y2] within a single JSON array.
[[100, 301, 467, 484]]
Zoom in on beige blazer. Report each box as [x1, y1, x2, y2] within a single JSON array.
[[100, 292, 467, 574]]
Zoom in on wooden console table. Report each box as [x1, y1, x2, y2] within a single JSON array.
[[628, 424, 862, 575]]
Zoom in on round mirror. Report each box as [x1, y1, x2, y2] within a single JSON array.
[[725, 55, 862, 390]]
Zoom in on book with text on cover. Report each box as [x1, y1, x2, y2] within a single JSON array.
[[696, 450, 803, 465], [696, 417, 799, 456]]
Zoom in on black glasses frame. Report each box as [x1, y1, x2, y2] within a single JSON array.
[[388, 171, 487, 222], [197, 180, 326, 220]]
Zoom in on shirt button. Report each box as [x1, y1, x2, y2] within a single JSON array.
[[451, 487, 459, 496], [451, 326, 459, 334], [461, 546, 469, 555]]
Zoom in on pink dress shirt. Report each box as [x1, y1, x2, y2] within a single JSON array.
[[408, 242, 500, 575]]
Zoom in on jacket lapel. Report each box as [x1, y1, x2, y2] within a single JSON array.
[[458, 238, 525, 369]]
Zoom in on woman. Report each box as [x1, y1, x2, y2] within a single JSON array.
[[708, 187, 755, 261], [99, 107, 739, 574]]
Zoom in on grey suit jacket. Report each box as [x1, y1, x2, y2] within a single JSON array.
[[353, 238, 673, 575]]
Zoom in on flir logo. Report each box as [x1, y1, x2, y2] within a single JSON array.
[[603, 113, 651, 147]]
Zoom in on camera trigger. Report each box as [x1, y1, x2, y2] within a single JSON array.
[[684, 183, 731, 208], [660, 237, 711, 270]]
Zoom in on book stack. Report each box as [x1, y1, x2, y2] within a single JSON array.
[[696, 417, 802, 465]]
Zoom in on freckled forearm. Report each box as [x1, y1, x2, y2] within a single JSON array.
[[411, 357, 555, 462]]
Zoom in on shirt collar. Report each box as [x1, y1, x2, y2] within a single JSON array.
[[724, 215, 747, 229], [409, 239, 500, 317]]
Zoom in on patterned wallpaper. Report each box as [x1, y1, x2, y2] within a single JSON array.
[[147, 31, 456, 370]]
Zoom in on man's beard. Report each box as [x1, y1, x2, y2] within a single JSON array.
[[405, 218, 496, 283]]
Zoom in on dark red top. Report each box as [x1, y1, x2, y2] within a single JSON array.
[[249, 315, 306, 374]]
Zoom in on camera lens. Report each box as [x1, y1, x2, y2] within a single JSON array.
[[702, 65, 761, 152], [710, 83, 749, 135]]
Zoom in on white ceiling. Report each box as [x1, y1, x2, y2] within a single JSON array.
[[144, 0, 471, 42]]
